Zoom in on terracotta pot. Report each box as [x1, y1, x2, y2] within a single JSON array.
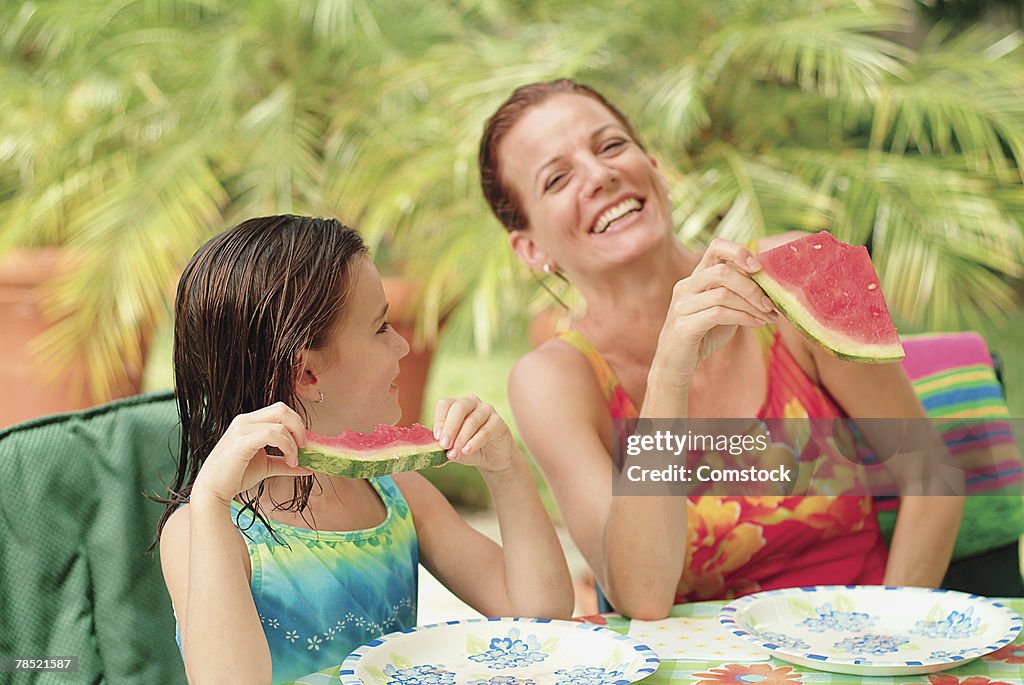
[[382, 276, 440, 427], [0, 249, 145, 428]]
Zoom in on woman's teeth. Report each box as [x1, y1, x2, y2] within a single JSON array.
[[593, 198, 642, 234]]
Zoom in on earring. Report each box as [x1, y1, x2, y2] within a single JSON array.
[[542, 263, 555, 275], [315, 391, 324, 404]]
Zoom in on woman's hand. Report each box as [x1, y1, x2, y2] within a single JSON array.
[[433, 396, 519, 474], [655, 239, 776, 385], [191, 402, 313, 506]]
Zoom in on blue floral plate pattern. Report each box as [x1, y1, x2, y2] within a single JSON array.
[[338, 617, 659, 685], [719, 586, 1022, 677]]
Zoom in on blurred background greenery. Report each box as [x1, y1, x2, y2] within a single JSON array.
[[4, 0, 1024, 507]]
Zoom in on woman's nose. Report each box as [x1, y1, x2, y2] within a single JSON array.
[[580, 156, 617, 196]]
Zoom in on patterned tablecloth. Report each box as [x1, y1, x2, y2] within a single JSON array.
[[284, 598, 1024, 685]]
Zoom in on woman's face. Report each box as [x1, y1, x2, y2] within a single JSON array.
[[498, 93, 673, 275], [303, 256, 409, 433]]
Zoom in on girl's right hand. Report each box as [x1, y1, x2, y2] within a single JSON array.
[[655, 239, 776, 385], [191, 402, 313, 506]]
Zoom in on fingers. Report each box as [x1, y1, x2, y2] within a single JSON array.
[[677, 262, 776, 316], [435, 396, 487, 455], [244, 401, 308, 449], [446, 402, 493, 460], [688, 303, 773, 332], [683, 287, 774, 326], [241, 424, 301, 468], [459, 412, 504, 458], [695, 237, 760, 274], [434, 396, 510, 462]]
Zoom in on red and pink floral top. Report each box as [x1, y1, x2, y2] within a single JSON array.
[[557, 327, 887, 601]]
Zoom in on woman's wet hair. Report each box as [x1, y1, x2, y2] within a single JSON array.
[[151, 215, 366, 548], [478, 78, 646, 232]]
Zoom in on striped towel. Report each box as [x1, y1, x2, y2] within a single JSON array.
[[871, 332, 1024, 559]]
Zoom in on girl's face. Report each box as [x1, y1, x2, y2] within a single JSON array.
[[303, 256, 409, 433], [498, 93, 674, 276]]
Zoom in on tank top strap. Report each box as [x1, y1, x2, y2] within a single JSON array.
[[557, 330, 639, 419]]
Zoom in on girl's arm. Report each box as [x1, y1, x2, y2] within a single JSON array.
[[159, 403, 311, 684], [394, 396, 573, 619]]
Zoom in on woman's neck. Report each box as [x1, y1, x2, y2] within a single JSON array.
[[573, 236, 698, 344]]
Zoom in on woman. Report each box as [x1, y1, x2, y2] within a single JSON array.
[[479, 79, 964, 619]]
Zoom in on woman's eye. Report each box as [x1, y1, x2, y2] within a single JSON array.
[[601, 139, 626, 153], [544, 173, 566, 192], [377, 321, 391, 335]]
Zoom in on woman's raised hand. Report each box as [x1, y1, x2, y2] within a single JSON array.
[[191, 402, 313, 506], [433, 396, 519, 474], [656, 238, 776, 384]]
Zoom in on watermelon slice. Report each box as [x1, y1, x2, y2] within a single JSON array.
[[298, 423, 447, 478], [752, 231, 905, 363]]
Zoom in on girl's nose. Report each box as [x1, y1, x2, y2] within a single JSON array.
[[393, 328, 411, 359]]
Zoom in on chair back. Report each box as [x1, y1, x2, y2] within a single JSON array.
[[0, 390, 186, 684]]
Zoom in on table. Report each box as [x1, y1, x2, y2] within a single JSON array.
[[285, 598, 1024, 685]]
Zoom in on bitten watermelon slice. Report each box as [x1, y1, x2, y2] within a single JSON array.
[[298, 423, 447, 478], [752, 231, 905, 363]]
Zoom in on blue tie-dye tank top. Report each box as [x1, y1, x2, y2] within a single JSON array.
[[175, 476, 418, 684]]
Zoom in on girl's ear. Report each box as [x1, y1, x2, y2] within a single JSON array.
[[293, 350, 321, 403], [509, 230, 552, 271]]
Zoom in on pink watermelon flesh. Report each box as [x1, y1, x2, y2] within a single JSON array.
[[299, 423, 447, 478], [752, 231, 904, 363]]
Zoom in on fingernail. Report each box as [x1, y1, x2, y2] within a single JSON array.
[[761, 296, 774, 311], [462, 445, 472, 455], [440, 435, 451, 449], [747, 256, 760, 271], [433, 428, 440, 440], [447, 449, 457, 459]]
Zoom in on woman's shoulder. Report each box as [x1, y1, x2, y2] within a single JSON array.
[[508, 336, 611, 431], [510, 336, 606, 398]]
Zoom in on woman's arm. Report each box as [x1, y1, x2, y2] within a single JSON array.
[[512, 242, 773, 619], [809, 337, 965, 586], [510, 349, 686, 619], [394, 396, 573, 619]]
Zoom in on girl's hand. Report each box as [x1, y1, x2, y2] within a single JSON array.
[[656, 239, 775, 384], [191, 402, 313, 506], [433, 396, 519, 474]]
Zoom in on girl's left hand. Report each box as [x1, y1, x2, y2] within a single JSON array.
[[433, 396, 518, 473]]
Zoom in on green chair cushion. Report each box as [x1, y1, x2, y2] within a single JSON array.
[[0, 390, 186, 684]]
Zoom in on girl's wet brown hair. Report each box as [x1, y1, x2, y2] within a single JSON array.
[[478, 78, 646, 232], [151, 215, 366, 548]]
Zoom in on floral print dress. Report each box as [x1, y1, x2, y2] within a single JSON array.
[[557, 328, 887, 602]]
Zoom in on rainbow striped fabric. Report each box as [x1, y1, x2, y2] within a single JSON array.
[[873, 332, 1024, 559]]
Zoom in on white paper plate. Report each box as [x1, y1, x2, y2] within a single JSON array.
[[719, 585, 1022, 676], [338, 617, 659, 685]]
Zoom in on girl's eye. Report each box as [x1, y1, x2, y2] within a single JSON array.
[[377, 321, 391, 335]]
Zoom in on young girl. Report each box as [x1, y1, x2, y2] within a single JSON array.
[[154, 215, 573, 684]]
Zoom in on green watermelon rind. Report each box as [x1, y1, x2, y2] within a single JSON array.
[[752, 269, 905, 364], [297, 444, 448, 478]]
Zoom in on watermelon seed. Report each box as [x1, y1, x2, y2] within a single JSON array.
[[867, 283, 877, 291], [813, 244, 822, 250]]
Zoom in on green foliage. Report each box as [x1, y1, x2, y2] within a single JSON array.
[[2, 0, 1024, 398]]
